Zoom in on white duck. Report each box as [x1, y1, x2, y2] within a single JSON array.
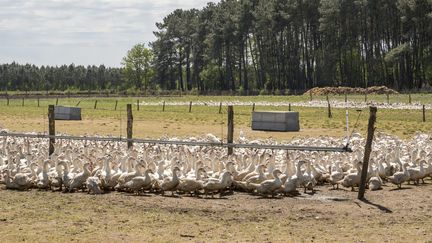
[[36, 160, 51, 189], [337, 161, 362, 191], [368, 169, 382, 191], [249, 169, 282, 197], [388, 163, 410, 189], [159, 167, 181, 196], [68, 162, 91, 192], [203, 171, 233, 198], [177, 168, 206, 196], [124, 169, 154, 195]]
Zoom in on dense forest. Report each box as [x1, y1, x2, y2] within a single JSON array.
[[0, 63, 123, 92], [152, 0, 431, 92], [0, 0, 431, 93]]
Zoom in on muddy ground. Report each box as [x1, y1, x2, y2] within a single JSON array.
[[1, 180, 432, 242]]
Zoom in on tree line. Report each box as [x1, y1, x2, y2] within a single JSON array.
[[1, 0, 431, 93], [0, 63, 123, 92], [152, 0, 431, 92]]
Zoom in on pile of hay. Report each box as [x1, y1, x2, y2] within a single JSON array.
[[305, 86, 398, 95]]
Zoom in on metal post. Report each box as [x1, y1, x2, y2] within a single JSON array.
[[386, 94, 389, 104], [48, 105, 55, 155], [423, 105, 426, 122], [252, 103, 255, 112], [189, 101, 192, 113], [37, 98, 40, 107], [345, 93, 348, 103], [358, 106, 377, 199], [137, 99, 140, 111], [218, 102, 222, 114], [22, 98, 24, 106], [56, 98, 59, 106], [127, 104, 133, 149], [114, 100, 118, 110], [409, 93, 412, 104], [94, 100, 98, 109], [162, 101, 165, 112], [227, 106, 234, 155], [327, 96, 332, 118], [289, 103, 291, 111]]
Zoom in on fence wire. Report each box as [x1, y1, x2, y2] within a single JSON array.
[[0, 132, 352, 152]]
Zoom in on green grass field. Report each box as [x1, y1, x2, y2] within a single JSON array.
[[0, 94, 430, 140]]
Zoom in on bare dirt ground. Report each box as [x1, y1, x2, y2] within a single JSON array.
[[1, 180, 432, 242]]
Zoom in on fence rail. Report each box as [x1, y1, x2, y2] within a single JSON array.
[[0, 132, 352, 153]]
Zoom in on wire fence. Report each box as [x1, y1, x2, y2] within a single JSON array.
[[0, 132, 352, 153]]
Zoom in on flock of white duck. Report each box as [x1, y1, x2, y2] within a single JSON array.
[[0, 132, 431, 198]]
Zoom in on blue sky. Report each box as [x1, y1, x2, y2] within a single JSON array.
[[0, 0, 215, 67]]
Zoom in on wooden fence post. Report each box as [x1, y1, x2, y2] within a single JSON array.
[[162, 101, 165, 112], [127, 104, 133, 149], [137, 99, 140, 111], [114, 100, 118, 110], [189, 101, 192, 113], [327, 96, 332, 118], [423, 105, 426, 122], [227, 105, 234, 155], [48, 105, 55, 155], [358, 106, 377, 200], [252, 103, 255, 112], [94, 100, 98, 109], [218, 102, 222, 114]]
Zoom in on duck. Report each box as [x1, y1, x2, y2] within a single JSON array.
[[116, 162, 144, 190], [124, 169, 154, 195], [407, 160, 426, 185], [86, 174, 103, 195], [68, 162, 91, 192], [245, 164, 267, 184], [388, 163, 410, 189], [203, 171, 233, 198], [3, 169, 32, 190], [58, 160, 74, 190], [177, 168, 206, 197], [328, 164, 344, 189], [249, 169, 282, 197], [368, 169, 383, 191], [36, 160, 51, 190], [280, 160, 305, 195], [337, 161, 362, 191], [159, 167, 181, 196]]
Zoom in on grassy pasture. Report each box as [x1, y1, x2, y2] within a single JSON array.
[[0, 94, 430, 140], [1, 94, 432, 242]]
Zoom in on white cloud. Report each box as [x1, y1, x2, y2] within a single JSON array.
[[0, 0, 216, 67]]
